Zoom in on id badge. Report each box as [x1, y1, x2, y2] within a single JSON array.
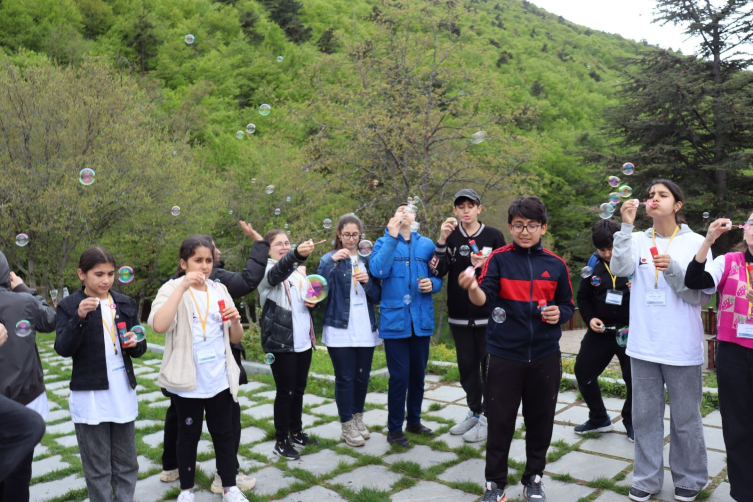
[[737, 322, 753, 339], [111, 364, 126, 373], [605, 290, 623, 306], [197, 345, 217, 364], [645, 289, 666, 306], [352, 301, 365, 308]]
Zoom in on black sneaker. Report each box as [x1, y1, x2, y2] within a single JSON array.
[[387, 431, 410, 447], [625, 422, 635, 442], [628, 487, 653, 501], [481, 481, 507, 502], [273, 439, 300, 460], [574, 416, 613, 434], [523, 475, 546, 501], [289, 431, 319, 448], [674, 487, 700, 501], [405, 423, 434, 436]]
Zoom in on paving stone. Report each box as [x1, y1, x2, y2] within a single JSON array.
[[554, 405, 591, 425], [31, 454, 70, 478], [143, 359, 163, 366], [138, 372, 160, 380], [592, 492, 632, 502], [133, 366, 155, 375], [249, 440, 278, 461], [142, 430, 164, 448], [242, 403, 275, 419], [137, 455, 158, 472], [45, 380, 70, 391], [553, 402, 568, 413], [307, 421, 343, 441], [236, 396, 254, 407], [330, 464, 402, 491], [46, 421, 76, 435], [703, 426, 726, 450], [506, 477, 595, 501], [47, 400, 61, 411], [45, 409, 71, 423], [360, 408, 389, 429], [383, 444, 458, 469], [702, 410, 723, 428], [505, 438, 554, 462], [278, 485, 347, 502], [435, 431, 485, 450], [297, 448, 356, 476], [135, 419, 162, 430], [135, 385, 148, 392], [196, 439, 213, 455], [191, 491, 218, 502], [301, 413, 318, 427], [29, 474, 87, 501], [54, 434, 79, 448], [580, 433, 636, 460], [343, 431, 392, 456], [238, 381, 267, 392], [710, 482, 731, 502], [302, 393, 329, 407], [364, 392, 389, 405], [53, 388, 71, 397], [423, 385, 467, 403], [33, 443, 49, 459], [425, 374, 442, 382], [310, 401, 340, 417], [546, 451, 629, 482], [147, 399, 170, 408], [427, 404, 470, 424], [239, 426, 268, 445], [557, 390, 579, 403], [256, 390, 277, 400], [437, 458, 487, 484], [391, 480, 477, 502], [601, 397, 628, 412], [249, 466, 297, 495], [133, 473, 179, 502], [137, 391, 166, 403], [198, 456, 265, 478], [524, 423, 580, 446]]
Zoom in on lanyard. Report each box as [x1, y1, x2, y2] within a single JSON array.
[[188, 286, 210, 341], [746, 263, 753, 318], [603, 262, 617, 290], [651, 226, 680, 289], [100, 293, 118, 355], [352, 256, 360, 293]]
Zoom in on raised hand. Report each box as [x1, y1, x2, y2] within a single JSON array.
[[439, 217, 457, 243], [387, 216, 403, 238], [182, 271, 206, 290], [653, 254, 671, 272], [353, 270, 370, 284], [704, 218, 731, 245], [296, 239, 315, 257], [541, 305, 560, 324], [239, 221, 263, 241], [332, 249, 351, 262], [77, 297, 100, 319], [620, 199, 639, 226]]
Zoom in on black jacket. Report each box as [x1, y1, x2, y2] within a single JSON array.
[[0, 252, 57, 405], [55, 287, 146, 390], [576, 258, 630, 329]]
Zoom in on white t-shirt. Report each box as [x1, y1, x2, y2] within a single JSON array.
[[289, 280, 313, 353], [69, 298, 138, 425], [168, 284, 229, 399], [26, 391, 49, 421], [323, 257, 380, 347]]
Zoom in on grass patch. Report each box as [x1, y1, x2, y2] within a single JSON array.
[[391, 476, 418, 491], [428, 402, 443, 412], [389, 460, 424, 478], [550, 473, 575, 483], [349, 487, 393, 502], [447, 481, 484, 495]]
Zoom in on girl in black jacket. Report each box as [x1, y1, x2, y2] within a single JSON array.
[[55, 247, 146, 502]]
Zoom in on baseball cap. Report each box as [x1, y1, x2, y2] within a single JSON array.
[[453, 189, 481, 205]]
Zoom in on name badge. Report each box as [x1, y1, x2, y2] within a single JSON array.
[[352, 301, 365, 308], [737, 323, 753, 339], [197, 345, 217, 364], [111, 364, 126, 373], [605, 290, 623, 306], [645, 289, 666, 306]]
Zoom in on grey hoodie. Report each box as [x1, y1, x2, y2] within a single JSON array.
[[0, 252, 56, 405]]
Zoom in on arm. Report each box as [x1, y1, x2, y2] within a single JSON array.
[[148, 281, 184, 334], [213, 241, 270, 298], [576, 275, 597, 326], [432, 245, 450, 278], [266, 248, 307, 287], [368, 236, 398, 280], [429, 275, 443, 294], [474, 254, 503, 308], [317, 252, 339, 283], [609, 223, 637, 277], [664, 247, 713, 305], [54, 301, 87, 358], [684, 255, 722, 291], [11, 275, 56, 333], [553, 264, 575, 325]]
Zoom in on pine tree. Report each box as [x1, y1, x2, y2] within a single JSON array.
[[316, 28, 340, 54]]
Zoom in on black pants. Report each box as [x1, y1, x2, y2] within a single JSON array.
[[450, 323, 487, 415], [574, 329, 632, 426], [172, 389, 236, 490], [162, 397, 242, 472], [0, 395, 45, 501], [485, 351, 561, 488], [717, 341, 753, 502], [270, 349, 312, 442]]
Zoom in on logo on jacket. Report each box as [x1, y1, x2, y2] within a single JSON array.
[[639, 256, 648, 266], [541, 270, 550, 278]]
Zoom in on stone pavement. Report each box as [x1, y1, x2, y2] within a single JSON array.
[[30, 341, 731, 501]]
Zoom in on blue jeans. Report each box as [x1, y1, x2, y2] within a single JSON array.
[[384, 333, 431, 432], [328, 346, 376, 422]]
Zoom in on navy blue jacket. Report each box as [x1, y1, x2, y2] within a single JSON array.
[[318, 251, 380, 332], [478, 241, 574, 362]]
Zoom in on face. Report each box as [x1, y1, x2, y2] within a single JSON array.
[[645, 183, 682, 219], [453, 200, 482, 223], [78, 263, 115, 296], [395, 206, 415, 226], [180, 246, 214, 277], [269, 233, 292, 261], [508, 216, 546, 248], [338, 223, 361, 251], [597, 246, 613, 263]]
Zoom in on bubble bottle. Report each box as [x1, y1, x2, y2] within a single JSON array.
[[218, 300, 228, 322], [538, 300, 547, 322], [468, 239, 482, 255]]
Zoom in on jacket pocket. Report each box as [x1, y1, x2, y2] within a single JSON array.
[[419, 299, 435, 331], [379, 299, 406, 332], [390, 260, 407, 278]]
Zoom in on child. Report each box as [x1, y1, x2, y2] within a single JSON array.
[[574, 219, 633, 441], [458, 196, 574, 502], [55, 247, 147, 502], [149, 235, 247, 502], [318, 214, 381, 447], [685, 214, 753, 502], [257, 231, 319, 460], [611, 180, 711, 502], [370, 204, 443, 447], [432, 189, 506, 443], [0, 251, 56, 500]]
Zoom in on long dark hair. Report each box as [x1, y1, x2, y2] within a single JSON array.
[[174, 235, 215, 278], [646, 179, 687, 225], [333, 213, 364, 251], [78, 247, 116, 275]]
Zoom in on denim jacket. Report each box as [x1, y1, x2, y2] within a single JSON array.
[[318, 251, 381, 332]]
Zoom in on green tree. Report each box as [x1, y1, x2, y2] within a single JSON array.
[[316, 28, 339, 55]]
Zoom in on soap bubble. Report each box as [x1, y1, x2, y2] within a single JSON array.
[[265, 185, 275, 194], [618, 185, 633, 198], [608, 192, 621, 205], [303, 275, 329, 303], [264, 353, 275, 364], [229, 210, 233, 215], [276, 56, 283, 63], [621, 162, 634, 175], [608, 176, 620, 187], [407, 196, 414, 205], [372, 179, 379, 187], [184, 34, 195, 45], [323, 218, 332, 229], [251, 178, 256, 184], [15, 320, 32, 337], [171, 206, 180, 216], [172, 151, 177, 156], [286, 196, 291, 202], [492, 307, 507, 323], [236, 130, 244, 140], [407, 204, 418, 215], [587, 65, 592, 69], [358, 240, 374, 257], [403, 294, 412, 305], [15, 233, 29, 247], [274, 208, 281, 216], [259, 104, 271, 116], [599, 210, 613, 220], [471, 131, 489, 144], [410, 221, 420, 232], [591, 276, 601, 287], [459, 245, 470, 257], [580, 266, 593, 278], [600, 203, 616, 214], [616, 326, 629, 347], [118, 266, 134, 284], [246, 124, 256, 134], [702, 212, 710, 219], [78, 168, 96, 186], [132, 325, 146, 342], [413, 196, 421, 204], [284, 223, 289, 229], [292, 263, 298, 269]]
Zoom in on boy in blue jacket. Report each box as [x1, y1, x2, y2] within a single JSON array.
[[370, 204, 443, 447], [459, 196, 574, 502]]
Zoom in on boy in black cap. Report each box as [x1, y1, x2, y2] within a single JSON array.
[[431, 189, 505, 443]]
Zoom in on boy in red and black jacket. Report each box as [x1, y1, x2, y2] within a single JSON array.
[[459, 196, 574, 502]]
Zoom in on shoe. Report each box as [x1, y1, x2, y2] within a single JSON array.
[[177, 490, 195, 502], [523, 475, 546, 501], [574, 416, 613, 434], [222, 486, 249, 502], [341, 420, 366, 447], [387, 431, 410, 447], [273, 438, 301, 460], [161, 462, 201, 482], [212, 473, 257, 494], [463, 414, 488, 443], [353, 412, 370, 439], [674, 487, 700, 501], [405, 422, 434, 436], [289, 431, 319, 448], [450, 410, 480, 435], [625, 422, 635, 442], [629, 487, 653, 501], [481, 481, 507, 501]]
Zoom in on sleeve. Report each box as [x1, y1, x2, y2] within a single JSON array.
[[54, 301, 87, 358], [609, 223, 637, 277], [317, 252, 338, 283], [664, 245, 713, 306], [368, 236, 398, 280], [212, 241, 270, 298], [147, 282, 178, 333], [364, 272, 382, 305], [27, 288, 56, 334], [555, 262, 575, 324], [431, 241, 450, 278], [477, 254, 502, 309], [684, 255, 723, 292], [424, 240, 443, 294], [576, 275, 596, 325], [266, 248, 307, 287]]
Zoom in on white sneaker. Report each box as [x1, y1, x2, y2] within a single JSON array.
[[463, 414, 488, 443], [177, 490, 195, 502], [212, 473, 257, 493], [450, 410, 479, 435], [222, 486, 249, 502]]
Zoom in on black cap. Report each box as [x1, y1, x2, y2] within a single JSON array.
[[453, 189, 481, 205]]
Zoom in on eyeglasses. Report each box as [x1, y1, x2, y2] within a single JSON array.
[[510, 224, 542, 233], [341, 233, 360, 240], [272, 241, 291, 248]]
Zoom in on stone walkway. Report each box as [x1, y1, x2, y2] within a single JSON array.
[[31, 341, 730, 501]]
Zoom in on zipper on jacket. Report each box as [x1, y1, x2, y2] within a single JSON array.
[[527, 248, 534, 363]]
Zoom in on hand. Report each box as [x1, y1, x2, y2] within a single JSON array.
[[470, 253, 486, 269], [9, 272, 23, 289], [182, 271, 206, 290], [620, 199, 639, 226], [746, 286, 753, 303], [354, 270, 369, 284], [704, 218, 731, 245], [418, 278, 433, 293], [438, 217, 457, 243], [589, 318, 605, 333], [304, 301, 317, 308], [239, 221, 263, 241], [121, 332, 138, 349], [332, 249, 351, 262], [0, 323, 7, 347], [457, 268, 478, 291], [541, 305, 560, 324], [387, 216, 403, 238], [296, 239, 315, 258], [221, 304, 242, 324], [653, 254, 671, 272], [77, 297, 99, 319], [627, 279, 632, 292]]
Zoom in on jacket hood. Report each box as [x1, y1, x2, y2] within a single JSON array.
[[642, 223, 694, 239], [0, 251, 10, 290]]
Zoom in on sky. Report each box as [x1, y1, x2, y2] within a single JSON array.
[[528, 0, 701, 55]]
